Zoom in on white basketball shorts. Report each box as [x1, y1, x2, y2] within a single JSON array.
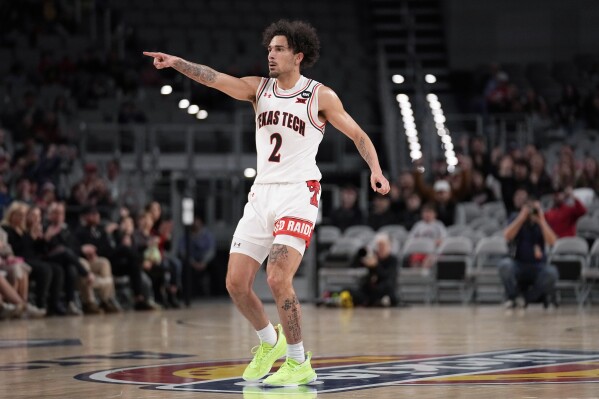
[[230, 180, 321, 263]]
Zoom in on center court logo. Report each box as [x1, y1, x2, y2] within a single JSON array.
[[75, 349, 599, 394]]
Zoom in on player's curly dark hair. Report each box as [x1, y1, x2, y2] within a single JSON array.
[[262, 20, 320, 69]]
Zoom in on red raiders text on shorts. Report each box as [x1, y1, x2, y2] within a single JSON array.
[[273, 216, 314, 246]]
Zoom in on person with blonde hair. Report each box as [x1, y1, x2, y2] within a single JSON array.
[[0, 225, 46, 317], [2, 201, 65, 315]]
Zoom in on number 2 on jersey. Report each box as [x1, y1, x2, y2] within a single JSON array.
[[268, 133, 282, 162]]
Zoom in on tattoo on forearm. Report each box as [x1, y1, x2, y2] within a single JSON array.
[[358, 137, 372, 166], [173, 59, 218, 84], [268, 244, 289, 265], [282, 295, 301, 342]]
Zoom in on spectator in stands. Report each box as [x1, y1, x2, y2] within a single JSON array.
[[156, 217, 182, 308], [407, 203, 447, 244], [27, 204, 82, 316], [177, 215, 215, 296], [45, 202, 119, 314], [398, 192, 422, 230], [576, 156, 599, 194], [14, 178, 35, 205], [145, 201, 163, 234], [76, 206, 156, 310], [528, 152, 553, 197], [65, 181, 87, 228], [353, 233, 398, 307], [0, 226, 45, 317], [469, 136, 492, 177], [133, 212, 168, 306], [469, 169, 496, 205], [2, 201, 65, 315], [367, 193, 399, 230], [544, 186, 587, 238], [398, 171, 417, 200], [413, 166, 457, 226], [406, 203, 447, 268], [432, 180, 456, 226], [105, 159, 125, 206], [499, 190, 559, 308], [329, 185, 363, 231], [0, 273, 28, 319], [493, 154, 531, 214], [485, 71, 510, 113]]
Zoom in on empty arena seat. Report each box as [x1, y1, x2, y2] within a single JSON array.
[[548, 237, 591, 305], [433, 237, 475, 303], [472, 236, 509, 303]]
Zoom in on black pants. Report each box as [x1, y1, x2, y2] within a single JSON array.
[[109, 246, 144, 298], [46, 250, 84, 303], [27, 259, 64, 310]]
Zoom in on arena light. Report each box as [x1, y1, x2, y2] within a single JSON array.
[[433, 114, 446, 124], [407, 135, 419, 143], [187, 104, 200, 114], [426, 93, 438, 102], [160, 85, 173, 95], [444, 142, 454, 151], [196, 109, 209, 120], [410, 150, 423, 160], [391, 74, 405, 84], [441, 135, 452, 144], [243, 168, 257, 178], [409, 142, 421, 151], [396, 93, 409, 103], [178, 99, 190, 109], [425, 74, 437, 84], [400, 108, 413, 117]]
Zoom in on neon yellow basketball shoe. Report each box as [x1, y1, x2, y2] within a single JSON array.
[[262, 352, 317, 387], [242, 324, 287, 381]]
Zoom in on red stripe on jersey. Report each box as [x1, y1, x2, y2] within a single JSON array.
[[256, 78, 270, 102], [273, 216, 314, 246], [307, 83, 326, 132]]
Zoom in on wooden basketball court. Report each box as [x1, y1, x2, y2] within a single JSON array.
[[2, 301, 599, 398]]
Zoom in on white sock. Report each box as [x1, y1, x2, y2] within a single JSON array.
[[256, 323, 277, 346], [287, 341, 305, 364]]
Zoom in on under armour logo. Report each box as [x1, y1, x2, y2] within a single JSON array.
[[263, 93, 272, 98], [233, 242, 241, 248], [295, 98, 307, 104]]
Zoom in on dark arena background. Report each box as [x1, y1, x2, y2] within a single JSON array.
[[1, 0, 599, 398]]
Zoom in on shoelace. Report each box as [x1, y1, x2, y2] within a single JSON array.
[[249, 343, 270, 367], [275, 358, 300, 375]]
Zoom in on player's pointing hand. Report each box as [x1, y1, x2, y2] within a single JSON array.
[[143, 51, 179, 69]]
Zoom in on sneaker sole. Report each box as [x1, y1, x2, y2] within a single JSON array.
[[242, 349, 287, 381], [263, 373, 317, 387]]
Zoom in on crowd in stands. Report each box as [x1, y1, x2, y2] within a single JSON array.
[[327, 135, 598, 236], [470, 61, 599, 138]]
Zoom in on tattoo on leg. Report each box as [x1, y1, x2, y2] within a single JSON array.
[[281, 295, 299, 311], [282, 295, 301, 342], [268, 244, 289, 265]]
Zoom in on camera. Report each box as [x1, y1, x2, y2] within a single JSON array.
[[528, 206, 538, 215]]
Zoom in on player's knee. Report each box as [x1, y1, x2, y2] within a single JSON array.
[[266, 273, 291, 296], [226, 274, 250, 298]]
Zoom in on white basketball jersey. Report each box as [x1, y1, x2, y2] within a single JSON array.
[[253, 75, 325, 184]]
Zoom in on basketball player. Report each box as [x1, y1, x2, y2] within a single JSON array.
[[144, 19, 390, 386]]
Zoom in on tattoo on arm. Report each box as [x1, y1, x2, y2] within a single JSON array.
[[358, 137, 373, 167], [268, 244, 289, 265], [173, 59, 218, 85], [282, 295, 302, 342]]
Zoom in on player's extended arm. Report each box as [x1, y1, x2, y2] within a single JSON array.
[[143, 51, 261, 102], [319, 86, 390, 194]]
